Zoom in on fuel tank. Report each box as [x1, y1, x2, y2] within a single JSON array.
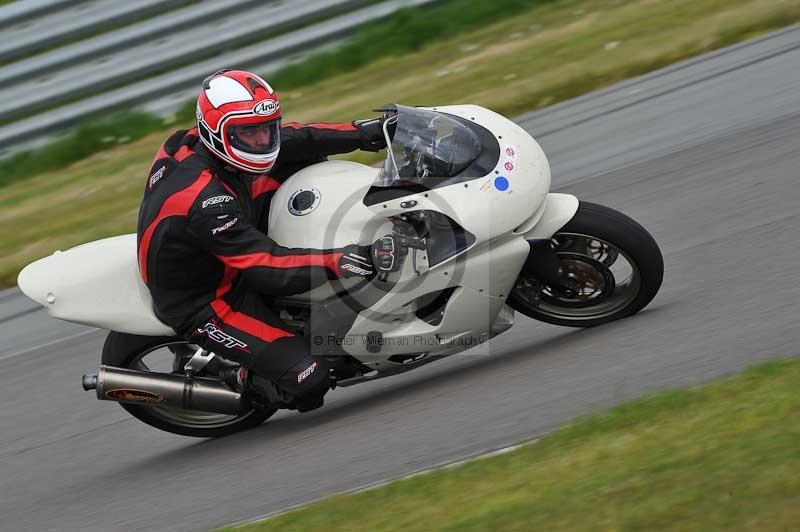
[[268, 159, 389, 249]]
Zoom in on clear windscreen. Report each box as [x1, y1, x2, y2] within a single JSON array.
[[377, 105, 482, 186]]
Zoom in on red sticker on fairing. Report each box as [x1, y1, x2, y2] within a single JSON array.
[[505, 147, 515, 157], [504, 161, 514, 172]]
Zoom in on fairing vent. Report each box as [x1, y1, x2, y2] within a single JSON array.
[[415, 287, 458, 326], [426, 212, 476, 266]]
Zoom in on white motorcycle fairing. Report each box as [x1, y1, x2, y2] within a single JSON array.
[[17, 104, 579, 367], [17, 234, 175, 336]]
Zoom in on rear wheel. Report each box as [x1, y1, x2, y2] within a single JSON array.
[[509, 202, 663, 327], [102, 332, 276, 437]]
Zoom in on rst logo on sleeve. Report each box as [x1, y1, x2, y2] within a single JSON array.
[[202, 195, 234, 208], [211, 217, 238, 235], [148, 165, 167, 189]]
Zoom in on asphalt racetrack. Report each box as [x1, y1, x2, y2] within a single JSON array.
[[1, 25, 799, 532]]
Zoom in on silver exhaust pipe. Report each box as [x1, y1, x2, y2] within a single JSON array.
[[82, 365, 243, 415]]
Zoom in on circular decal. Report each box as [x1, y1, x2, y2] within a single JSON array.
[[505, 147, 515, 157], [288, 188, 321, 216], [494, 176, 509, 191], [253, 99, 280, 116], [504, 161, 515, 172]]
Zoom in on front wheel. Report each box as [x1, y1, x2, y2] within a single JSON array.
[[509, 201, 663, 327], [102, 332, 276, 437]]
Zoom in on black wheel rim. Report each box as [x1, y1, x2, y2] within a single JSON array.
[[513, 232, 641, 321]]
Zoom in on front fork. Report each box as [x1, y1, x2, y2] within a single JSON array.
[[522, 240, 579, 295]]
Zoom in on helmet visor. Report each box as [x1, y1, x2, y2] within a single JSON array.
[[227, 119, 280, 155]]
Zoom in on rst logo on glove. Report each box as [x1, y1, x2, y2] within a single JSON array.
[[337, 249, 375, 278], [202, 195, 234, 208], [340, 263, 372, 276]]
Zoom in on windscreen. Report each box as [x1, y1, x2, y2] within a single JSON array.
[[377, 105, 482, 186]]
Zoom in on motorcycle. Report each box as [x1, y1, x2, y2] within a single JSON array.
[[17, 104, 663, 437]]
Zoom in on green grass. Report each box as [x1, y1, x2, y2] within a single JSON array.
[[0, 111, 165, 188], [3, 0, 800, 288], [223, 358, 800, 532], [176, 0, 554, 123]]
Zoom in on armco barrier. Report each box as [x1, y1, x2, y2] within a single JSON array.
[[0, 0, 266, 86], [0, 0, 435, 156], [0, 0, 192, 63], [0, 0, 369, 122], [0, 0, 82, 30]]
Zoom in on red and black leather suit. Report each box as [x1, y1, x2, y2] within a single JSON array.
[[137, 121, 380, 405]]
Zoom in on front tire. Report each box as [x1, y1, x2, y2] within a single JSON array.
[[509, 201, 663, 327], [102, 332, 276, 438]]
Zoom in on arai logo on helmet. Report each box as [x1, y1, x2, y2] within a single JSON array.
[[253, 100, 279, 116]]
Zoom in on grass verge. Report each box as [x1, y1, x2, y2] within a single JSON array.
[[0, 111, 165, 188], [175, 0, 553, 123], [223, 358, 800, 532], [3, 0, 800, 288]]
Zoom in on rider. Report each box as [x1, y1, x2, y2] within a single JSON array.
[[137, 69, 388, 412]]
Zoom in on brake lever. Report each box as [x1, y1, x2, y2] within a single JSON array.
[[396, 235, 426, 276]]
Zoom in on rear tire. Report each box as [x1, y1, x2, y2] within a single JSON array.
[[509, 201, 663, 327], [102, 332, 276, 438]]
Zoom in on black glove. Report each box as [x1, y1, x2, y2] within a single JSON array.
[[337, 245, 375, 278], [371, 235, 405, 275], [353, 117, 388, 152]]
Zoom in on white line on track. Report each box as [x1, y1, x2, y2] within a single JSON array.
[[0, 327, 98, 362], [229, 439, 539, 529]]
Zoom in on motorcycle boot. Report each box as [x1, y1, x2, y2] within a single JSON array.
[[274, 355, 332, 413], [218, 366, 296, 409], [219, 365, 248, 392], [233, 356, 331, 413]]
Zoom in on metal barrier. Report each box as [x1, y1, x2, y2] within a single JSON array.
[[0, 0, 82, 29], [0, 0, 433, 156], [0, 0, 192, 63], [0, 0, 266, 86], [0, 0, 370, 121]]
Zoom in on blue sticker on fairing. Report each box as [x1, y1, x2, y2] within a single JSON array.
[[494, 176, 509, 191]]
